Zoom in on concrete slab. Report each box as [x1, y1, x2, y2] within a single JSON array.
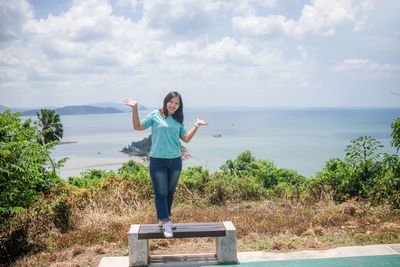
[[237, 244, 400, 263], [98, 256, 128, 267], [385, 244, 400, 253], [98, 243, 400, 266]]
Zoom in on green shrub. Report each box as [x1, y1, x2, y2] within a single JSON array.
[[370, 154, 400, 209], [204, 172, 235, 205], [180, 166, 210, 191], [118, 160, 149, 181], [68, 169, 116, 189], [220, 150, 256, 176], [52, 197, 72, 233], [247, 160, 277, 188], [232, 175, 265, 201], [311, 135, 400, 206], [220, 151, 307, 197], [313, 158, 356, 202], [204, 171, 265, 205], [0, 219, 32, 264], [391, 117, 400, 152], [0, 111, 62, 220]]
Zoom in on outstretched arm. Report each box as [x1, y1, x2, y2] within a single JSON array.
[[180, 118, 208, 143], [124, 98, 145, 130]]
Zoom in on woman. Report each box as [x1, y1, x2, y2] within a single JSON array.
[[124, 91, 208, 238]]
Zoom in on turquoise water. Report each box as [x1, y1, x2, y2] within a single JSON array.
[[50, 107, 399, 178], [202, 255, 400, 267]]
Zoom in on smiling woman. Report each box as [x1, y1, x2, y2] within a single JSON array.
[[124, 91, 209, 238]]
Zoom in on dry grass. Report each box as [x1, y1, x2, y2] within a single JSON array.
[[11, 194, 400, 267]]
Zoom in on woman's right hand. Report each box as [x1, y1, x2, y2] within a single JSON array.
[[124, 98, 138, 108]]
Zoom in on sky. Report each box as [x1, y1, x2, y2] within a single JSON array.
[[0, 0, 399, 108]]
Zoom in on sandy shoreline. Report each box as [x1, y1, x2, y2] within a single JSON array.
[[60, 158, 148, 171], [58, 154, 194, 179]]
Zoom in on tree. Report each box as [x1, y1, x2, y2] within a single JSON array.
[[0, 111, 62, 220], [122, 135, 152, 156], [35, 109, 63, 145], [345, 136, 383, 166], [391, 117, 400, 153]]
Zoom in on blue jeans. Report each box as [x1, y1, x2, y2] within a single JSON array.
[[149, 157, 182, 221]]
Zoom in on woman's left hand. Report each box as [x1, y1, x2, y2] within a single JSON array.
[[196, 118, 209, 126]]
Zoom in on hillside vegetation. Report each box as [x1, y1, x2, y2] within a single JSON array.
[[1, 110, 399, 266]]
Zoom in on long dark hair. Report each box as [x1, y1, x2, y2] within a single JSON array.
[[160, 91, 184, 124]]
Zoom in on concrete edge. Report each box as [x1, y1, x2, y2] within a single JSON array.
[[238, 244, 400, 263], [98, 243, 400, 267]]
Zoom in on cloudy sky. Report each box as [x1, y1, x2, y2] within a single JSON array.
[[1, 0, 399, 108]]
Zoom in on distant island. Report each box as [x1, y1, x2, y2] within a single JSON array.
[[0, 102, 147, 116], [122, 134, 191, 160], [22, 105, 124, 116]]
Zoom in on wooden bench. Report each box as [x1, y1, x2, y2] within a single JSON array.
[[128, 221, 238, 266]]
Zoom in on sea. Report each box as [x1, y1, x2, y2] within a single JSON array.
[[42, 107, 399, 179]]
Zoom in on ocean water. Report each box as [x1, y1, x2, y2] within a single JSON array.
[[48, 107, 399, 178]]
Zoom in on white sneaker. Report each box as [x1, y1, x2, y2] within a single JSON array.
[[159, 221, 176, 229], [162, 221, 173, 238]]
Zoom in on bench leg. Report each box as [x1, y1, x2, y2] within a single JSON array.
[[216, 221, 238, 264], [128, 224, 149, 266]]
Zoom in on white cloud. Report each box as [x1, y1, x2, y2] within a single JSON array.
[[233, 0, 370, 37], [296, 0, 355, 36], [140, 0, 279, 36], [8, 0, 311, 84], [232, 15, 296, 36], [333, 59, 400, 80], [354, 0, 373, 31], [0, 0, 398, 108], [141, 0, 229, 36], [116, 0, 139, 10], [0, 0, 33, 42], [354, 15, 366, 31], [20, 0, 163, 72], [202, 37, 252, 64]]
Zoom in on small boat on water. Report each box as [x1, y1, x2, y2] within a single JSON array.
[[213, 133, 222, 138]]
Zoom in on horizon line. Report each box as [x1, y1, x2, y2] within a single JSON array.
[[2, 104, 400, 110]]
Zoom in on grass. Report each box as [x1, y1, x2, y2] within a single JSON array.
[[5, 178, 400, 267], [13, 194, 400, 266]]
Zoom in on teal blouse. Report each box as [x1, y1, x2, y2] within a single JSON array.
[[141, 110, 187, 159]]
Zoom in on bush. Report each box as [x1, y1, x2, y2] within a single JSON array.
[[0, 111, 62, 220], [247, 160, 277, 188], [0, 219, 32, 264], [391, 117, 400, 152], [312, 135, 400, 207], [118, 160, 149, 181], [313, 158, 356, 202], [220, 150, 256, 176], [204, 172, 236, 205], [180, 166, 210, 191], [204, 171, 265, 205], [68, 169, 116, 189], [219, 151, 307, 198], [370, 154, 400, 209], [0, 185, 74, 264], [52, 197, 72, 234]]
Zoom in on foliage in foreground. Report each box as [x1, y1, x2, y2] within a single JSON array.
[[1, 112, 399, 265], [35, 109, 64, 145], [0, 111, 64, 220]]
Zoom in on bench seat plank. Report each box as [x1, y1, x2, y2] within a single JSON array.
[[138, 222, 226, 239]]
